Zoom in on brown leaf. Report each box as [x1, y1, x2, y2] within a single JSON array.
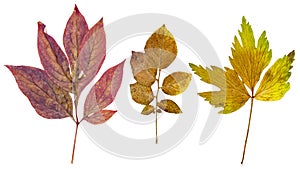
[[78, 18, 106, 92], [63, 5, 88, 74], [84, 60, 125, 116], [141, 105, 155, 115], [37, 22, 72, 92], [144, 25, 177, 69], [85, 110, 116, 125], [6, 65, 73, 119], [162, 72, 192, 95], [130, 51, 157, 86], [157, 99, 182, 114], [130, 82, 154, 105]]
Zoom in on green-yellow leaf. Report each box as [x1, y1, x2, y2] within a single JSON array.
[[130, 82, 154, 105], [230, 16, 272, 90], [141, 105, 155, 115], [130, 51, 157, 86], [162, 72, 192, 95], [255, 50, 295, 101], [157, 99, 182, 114], [144, 25, 177, 69], [189, 63, 250, 114]]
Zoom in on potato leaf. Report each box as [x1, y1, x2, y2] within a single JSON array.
[[6, 66, 73, 119], [157, 99, 182, 114], [190, 16, 295, 164], [162, 72, 192, 96], [130, 82, 154, 105]]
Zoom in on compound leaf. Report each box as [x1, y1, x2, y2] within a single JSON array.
[[162, 72, 192, 95], [6, 65, 73, 119]]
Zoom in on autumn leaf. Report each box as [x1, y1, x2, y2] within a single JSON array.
[[6, 66, 73, 119], [6, 5, 124, 164], [130, 25, 191, 143], [190, 16, 295, 164]]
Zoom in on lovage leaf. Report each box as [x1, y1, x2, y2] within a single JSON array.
[[84, 60, 125, 117], [130, 51, 157, 86], [162, 72, 192, 96], [63, 5, 88, 74], [144, 25, 177, 69], [130, 82, 154, 105], [157, 99, 182, 114], [37, 22, 73, 92], [141, 105, 155, 115], [85, 110, 117, 125], [6, 66, 73, 119], [255, 50, 295, 101], [78, 18, 106, 92], [230, 16, 272, 90], [190, 64, 250, 114]]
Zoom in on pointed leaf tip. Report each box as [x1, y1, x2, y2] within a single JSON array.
[[74, 4, 79, 12]]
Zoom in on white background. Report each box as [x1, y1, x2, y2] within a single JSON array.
[[0, 0, 299, 168]]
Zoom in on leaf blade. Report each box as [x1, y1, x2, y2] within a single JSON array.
[[130, 82, 154, 105], [63, 5, 88, 73], [162, 72, 192, 95], [6, 66, 73, 119], [144, 25, 177, 69], [255, 50, 295, 101], [37, 22, 72, 92], [85, 110, 116, 125], [84, 60, 125, 116], [141, 105, 155, 115], [157, 99, 182, 114]]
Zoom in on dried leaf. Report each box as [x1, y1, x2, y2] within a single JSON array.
[[255, 51, 295, 101], [85, 110, 117, 125], [130, 82, 154, 105], [157, 99, 182, 114], [78, 18, 106, 92], [37, 22, 72, 92], [144, 25, 177, 69], [63, 5, 88, 73], [84, 60, 125, 116], [130, 51, 157, 86], [141, 105, 155, 115], [6, 66, 73, 119], [162, 72, 192, 96]]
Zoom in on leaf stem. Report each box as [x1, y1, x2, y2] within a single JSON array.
[[155, 69, 162, 144], [241, 92, 254, 164], [71, 122, 79, 164]]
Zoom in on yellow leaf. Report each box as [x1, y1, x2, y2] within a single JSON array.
[[130, 51, 157, 86], [190, 64, 250, 114], [255, 50, 295, 101], [157, 99, 182, 114], [144, 25, 177, 69], [230, 16, 272, 90], [130, 82, 154, 105], [162, 72, 192, 95], [141, 105, 155, 115]]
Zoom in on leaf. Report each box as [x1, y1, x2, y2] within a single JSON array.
[[130, 82, 154, 105], [63, 5, 88, 74], [141, 105, 155, 115], [78, 18, 106, 92], [162, 72, 192, 96], [255, 50, 295, 101], [84, 60, 125, 117], [229, 16, 272, 90], [37, 22, 72, 92], [144, 25, 177, 69], [130, 51, 157, 86], [6, 65, 73, 119], [157, 99, 182, 114], [85, 110, 116, 125], [190, 64, 250, 114]]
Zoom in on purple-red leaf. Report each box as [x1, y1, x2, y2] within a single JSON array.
[[85, 110, 117, 125], [84, 60, 125, 117], [78, 18, 106, 92], [6, 65, 73, 119], [63, 5, 88, 73], [37, 22, 72, 92]]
